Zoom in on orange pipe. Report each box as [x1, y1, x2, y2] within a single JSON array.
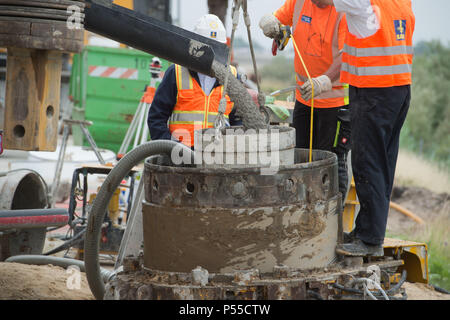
[[390, 201, 425, 225]]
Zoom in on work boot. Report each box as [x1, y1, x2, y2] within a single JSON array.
[[336, 238, 384, 257], [343, 229, 356, 243]]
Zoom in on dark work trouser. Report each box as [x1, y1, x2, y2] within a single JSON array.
[[292, 101, 351, 204], [350, 85, 411, 245]]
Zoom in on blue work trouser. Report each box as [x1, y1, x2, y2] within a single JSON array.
[[350, 85, 411, 245]]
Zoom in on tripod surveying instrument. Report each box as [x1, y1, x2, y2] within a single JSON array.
[[116, 57, 163, 160]]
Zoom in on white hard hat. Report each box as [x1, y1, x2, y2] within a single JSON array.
[[193, 14, 227, 44]]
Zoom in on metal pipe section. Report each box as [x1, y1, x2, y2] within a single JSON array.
[[0, 170, 48, 210], [5, 255, 114, 283], [0, 208, 68, 230], [84, 0, 229, 76]]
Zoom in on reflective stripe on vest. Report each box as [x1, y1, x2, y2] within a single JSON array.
[[169, 65, 236, 147], [176, 64, 193, 90], [344, 44, 414, 57], [292, 0, 306, 32], [170, 111, 229, 124], [341, 0, 415, 88], [341, 63, 412, 77]]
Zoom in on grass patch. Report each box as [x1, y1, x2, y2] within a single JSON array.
[[386, 210, 450, 291], [395, 149, 450, 194]]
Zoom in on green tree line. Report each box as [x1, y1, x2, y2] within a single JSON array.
[[400, 40, 450, 170]]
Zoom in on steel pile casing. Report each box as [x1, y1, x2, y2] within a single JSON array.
[[193, 126, 296, 169], [0, 0, 85, 151], [0, 171, 49, 261], [142, 148, 342, 274]]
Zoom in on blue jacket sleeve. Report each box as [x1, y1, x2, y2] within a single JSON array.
[[229, 107, 242, 126], [147, 64, 177, 141]]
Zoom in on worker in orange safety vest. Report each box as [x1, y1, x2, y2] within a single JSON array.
[[313, 0, 415, 257], [148, 14, 240, 149], [259, 0, 351, 205]]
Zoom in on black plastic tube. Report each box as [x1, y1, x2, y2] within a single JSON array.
[[43, 228, 86, 256], [84, 1, 229, 76], [84, 140, 194, 300], [431, 285, 450, 295]]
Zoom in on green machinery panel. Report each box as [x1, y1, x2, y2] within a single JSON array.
[[69, 46, 170, 153]]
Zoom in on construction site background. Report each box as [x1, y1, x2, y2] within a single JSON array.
[[0, 0, 448, 301]]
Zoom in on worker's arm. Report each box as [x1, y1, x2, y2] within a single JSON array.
[[147, 64, 177, 141], [315, 0, 379, 39], [273, 0, 296, 27], [259, 0, 296, 39]]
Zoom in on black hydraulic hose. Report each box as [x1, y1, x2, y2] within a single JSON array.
[[386, 269, 407, 295], [333, 270, 407, 298], [307, 290, 325, 300], [43, 228, 86, 256], [84, 1, 229, 75], [84, 140, 194, 300], [47, 225, 65, 232], [432, 285, 450, 295]]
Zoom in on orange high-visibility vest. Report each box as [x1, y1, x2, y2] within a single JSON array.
[[341, 0, 415, 88], [168, 65, 237, 147], [275, 0, 349, 108]]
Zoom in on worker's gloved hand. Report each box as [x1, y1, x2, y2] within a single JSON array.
[[259, 14, 281, 39], [300, 75, 332, 101]]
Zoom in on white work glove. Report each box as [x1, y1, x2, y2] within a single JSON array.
[[300, 75, 332, 101], [259, 14, 281, 39]]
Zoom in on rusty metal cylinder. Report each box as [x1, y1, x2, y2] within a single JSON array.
[[142, 148, 342, 274], [0, 170, 48, 210], [0, 170, 49, 261]]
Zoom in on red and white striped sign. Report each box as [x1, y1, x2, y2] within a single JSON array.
[[88, 66, 139, 80]]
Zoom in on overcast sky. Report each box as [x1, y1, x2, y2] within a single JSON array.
[[172, 0, 450, 48]]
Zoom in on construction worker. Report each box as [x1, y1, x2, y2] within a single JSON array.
[[147, 14, 240, 148], [259, 0, 351, 205], [314, 0, 415, 257]]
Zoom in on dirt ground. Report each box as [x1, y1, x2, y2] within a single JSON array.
[[403, 282, 449, 300], [387, 185, 449, 234], [0, 185, 448, 300], [0, 261, 447, 300], [0, 262, 94, 300]]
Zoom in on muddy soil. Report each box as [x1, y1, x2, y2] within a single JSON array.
[[0, 185, 447, 300], [403, 282, 449, 300], [0, 262, 94, 300], [0, 261, 447, 300], [388, 186, 449, 234]]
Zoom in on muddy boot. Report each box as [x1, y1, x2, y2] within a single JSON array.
[[336, 239, 383, 257], [343, 229, 356, 243]]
